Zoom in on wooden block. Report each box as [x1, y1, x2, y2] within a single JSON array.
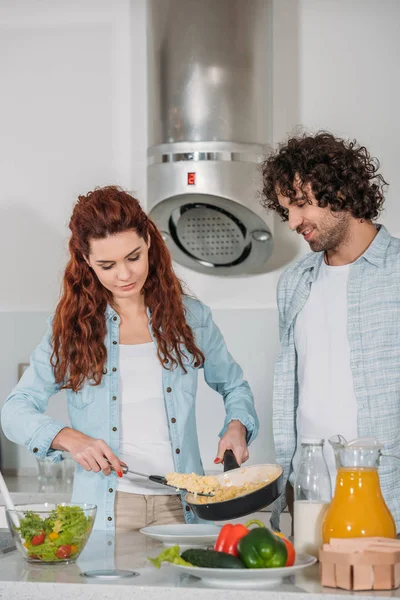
[[365, 550, 400, 565], [371, 539, 400, 548], [373, 565, 394, 590], [394, 563, 400, 588], [329, 537, 383, 549], [335, 564, 353, 590], [320, 562, 336, 588], [330, 537, 399, 547], [353, 565, 374, 590], [322, 544, 358, 553], [320, 550, 376, 566], [319, 538, 400, 590]]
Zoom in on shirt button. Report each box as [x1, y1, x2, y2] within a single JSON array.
[[109, 488, 113, 493], [112, 367, 117, 372], [107, 516, 112, 521], [112, 427, 117, 432], [103, 368, 108, 374], [185, 505, 191, 512], [166, 387, 172, 393], [171, 418, 176, 424], [113, 316, 117, 321], [112, 396, 117, 401], [33, 448, 38, 453], [175, 448, 180, 454], [113, 341, 117, 345]]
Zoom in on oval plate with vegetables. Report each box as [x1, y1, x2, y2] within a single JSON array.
[[149, 522, 316, 588], [165, 554, 316, 588]]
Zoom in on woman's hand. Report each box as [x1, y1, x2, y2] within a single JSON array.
[[215, 420, 249, 466], [51, 427, 123, 476]]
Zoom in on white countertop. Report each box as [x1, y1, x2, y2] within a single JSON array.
[[0, 529, 400, 600]]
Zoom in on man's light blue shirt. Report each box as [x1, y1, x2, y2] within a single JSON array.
[[271, 225, 400, 532]]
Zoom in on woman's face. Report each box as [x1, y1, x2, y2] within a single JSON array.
[[86, 230, 150, 302]]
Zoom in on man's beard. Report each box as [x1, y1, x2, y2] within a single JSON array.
[[308, 213, 351, 253]]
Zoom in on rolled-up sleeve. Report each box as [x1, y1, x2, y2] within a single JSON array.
[[1, 318, 68, 462], [198, 304, 259, 444]]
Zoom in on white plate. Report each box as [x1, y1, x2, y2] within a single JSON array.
[[166, 553, 317, 588], [140, 524, 221, 548]]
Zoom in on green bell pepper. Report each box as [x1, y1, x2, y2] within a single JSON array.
[[237, 527, 288, 569]]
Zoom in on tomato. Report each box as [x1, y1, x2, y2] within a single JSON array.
[[274, 532, 296, 567], [31, 532, 45, 546], [56, 545, 72, 559]]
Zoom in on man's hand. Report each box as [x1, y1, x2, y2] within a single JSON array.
[[215, 420, 249, 465]]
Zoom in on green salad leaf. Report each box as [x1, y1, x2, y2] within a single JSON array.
[[148, 545, 193, 568], [18, 511, 44, 540]]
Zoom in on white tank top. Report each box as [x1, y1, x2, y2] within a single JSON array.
[[117, 342, 175, 495]]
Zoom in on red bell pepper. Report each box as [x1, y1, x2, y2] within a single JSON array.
[[274, 532, 296, 566], [214, 519, 265, 557]]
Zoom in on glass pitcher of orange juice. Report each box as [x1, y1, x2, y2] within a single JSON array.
[[322, 435, 396, 543]]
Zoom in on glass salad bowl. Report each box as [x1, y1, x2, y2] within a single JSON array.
[[5, 503, 96, 564]]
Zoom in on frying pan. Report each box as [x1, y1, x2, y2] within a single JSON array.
[[184, 450, 283, 521]]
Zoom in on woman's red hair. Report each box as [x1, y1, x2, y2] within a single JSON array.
[[51, 186, 204, 391]]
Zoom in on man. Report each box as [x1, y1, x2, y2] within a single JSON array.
[[261, 132, 400, 532]]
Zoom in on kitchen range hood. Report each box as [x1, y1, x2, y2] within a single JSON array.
[[147, 0, 273, 276]]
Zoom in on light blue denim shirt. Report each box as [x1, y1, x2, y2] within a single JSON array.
[[271, 225, 400, 532], [2, 296, 258, 531]]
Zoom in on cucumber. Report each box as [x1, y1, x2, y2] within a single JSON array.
[[181, 549, 245, 569]]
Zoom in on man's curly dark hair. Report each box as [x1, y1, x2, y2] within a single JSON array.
[[261, 132, 388, 221]]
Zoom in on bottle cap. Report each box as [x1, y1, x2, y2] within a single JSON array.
[[301, 438, 324, 445]]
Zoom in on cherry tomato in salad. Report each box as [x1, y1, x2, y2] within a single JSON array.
[[31, 532, 45, 546], [56, 545, 72, 559], [274, 532, 296, 566]]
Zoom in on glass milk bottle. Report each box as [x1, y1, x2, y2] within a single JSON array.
[[294, 439, 332, 558]]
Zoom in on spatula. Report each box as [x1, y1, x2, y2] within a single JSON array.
[[109, 463, 214, 497]]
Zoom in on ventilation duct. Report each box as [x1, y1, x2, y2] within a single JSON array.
[[147, 0, 273, 276]]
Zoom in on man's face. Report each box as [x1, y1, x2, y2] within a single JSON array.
[[277, 180, 352, 252]]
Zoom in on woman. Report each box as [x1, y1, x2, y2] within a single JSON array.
[[1, 186, 258, 533]]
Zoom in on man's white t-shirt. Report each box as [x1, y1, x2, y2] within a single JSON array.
[[291, 260, 358, 488], [117, 342, 176, 495]]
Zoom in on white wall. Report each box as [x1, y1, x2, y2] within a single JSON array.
[[1, 0, 400, 473], [297, 0, 400, 236]]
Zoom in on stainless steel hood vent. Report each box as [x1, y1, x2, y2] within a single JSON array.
[[147, 0, 273, 276]]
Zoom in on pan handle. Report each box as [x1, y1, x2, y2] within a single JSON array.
[[223, 449, 240, 472]]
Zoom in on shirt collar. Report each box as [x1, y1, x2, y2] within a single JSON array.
[[105, 305, 115, 320], [105, 304, 152, 320], [360, 224, 391, 267], [299, 223, 390, 277]]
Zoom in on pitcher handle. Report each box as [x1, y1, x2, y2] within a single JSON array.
[[379, 453, 400, 467]]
